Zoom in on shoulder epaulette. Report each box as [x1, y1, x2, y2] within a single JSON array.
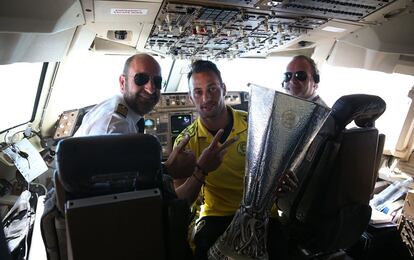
[[115, 103, 128, 118]]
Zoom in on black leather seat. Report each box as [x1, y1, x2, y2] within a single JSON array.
[[41, 134, 191, 260], [277, 94, 386, 258]]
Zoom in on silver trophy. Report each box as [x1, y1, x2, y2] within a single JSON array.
[[208, 84, 330, 260]]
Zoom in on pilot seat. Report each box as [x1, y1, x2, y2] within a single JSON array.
[[40, 134, 191, 260], [277, 94, 386, 259]]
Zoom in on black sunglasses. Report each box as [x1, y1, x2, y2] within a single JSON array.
[[283, 71, 308, 82], [131, 73, 163, 90]]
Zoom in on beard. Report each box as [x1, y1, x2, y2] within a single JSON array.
[[123, 87, 159, 116]]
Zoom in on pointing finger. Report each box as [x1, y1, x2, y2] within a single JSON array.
[[175, 134, 190, 152]]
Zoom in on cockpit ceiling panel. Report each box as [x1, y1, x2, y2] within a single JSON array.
[[144, 0, 396, 59], [265, 0, 396, 21]]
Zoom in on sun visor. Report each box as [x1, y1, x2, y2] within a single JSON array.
[[327, 40, 414, 76], [338, 13, 414, 56], [0, 28, 77, 64], [91, 37, 139, 55], [327, 12, 414, 75], [84, 0, 162, 51], [0, 0, 84, 33]]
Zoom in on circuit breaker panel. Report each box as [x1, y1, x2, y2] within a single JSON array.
[[145, 0, 396, 59]]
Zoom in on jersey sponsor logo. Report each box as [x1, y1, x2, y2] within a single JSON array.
[[115, 103, 128, 118], [237, 141, 247, 155]]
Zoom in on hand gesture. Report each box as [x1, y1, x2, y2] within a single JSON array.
[[197, 129, 239, 174], [165, 134, 196, 179]]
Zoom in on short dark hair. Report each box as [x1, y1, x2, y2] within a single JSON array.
[[292, 55, 320, 83], [187, 60, 223, 85]]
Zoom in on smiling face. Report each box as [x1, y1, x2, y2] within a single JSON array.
[[119, 54, 161, 116], [189, 70, 227, 120], [285, 57, 318, 99]]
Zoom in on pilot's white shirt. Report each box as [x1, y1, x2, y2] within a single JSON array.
[[74, 94, 142, 137]]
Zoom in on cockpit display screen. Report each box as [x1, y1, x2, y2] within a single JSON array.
[[170, 114, 192, 134]]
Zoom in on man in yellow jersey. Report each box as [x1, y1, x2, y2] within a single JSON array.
[[173, 60, 297, 260]]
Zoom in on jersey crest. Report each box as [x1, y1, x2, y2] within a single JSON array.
[[237, 141, 247, 156]]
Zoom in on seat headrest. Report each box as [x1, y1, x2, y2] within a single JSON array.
[[331, 94, 386, 130], [56, 134, 162, 195]]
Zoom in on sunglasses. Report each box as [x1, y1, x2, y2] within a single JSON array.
[[283, 71, 308, 82], [130, 73, 163, 90]]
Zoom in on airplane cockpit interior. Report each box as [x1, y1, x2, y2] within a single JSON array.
[[1, 0, 414, 259]]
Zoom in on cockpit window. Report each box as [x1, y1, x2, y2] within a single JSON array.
[[176, 57, 414, 154], [54, 54, 174, 111], [0, 62, 46, 134], [175, 57, 291, 92], [318, 64, 414, 153]]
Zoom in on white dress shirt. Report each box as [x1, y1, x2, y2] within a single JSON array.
[[74, 94, 142, 137]]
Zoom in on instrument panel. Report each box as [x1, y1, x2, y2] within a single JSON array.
[[145, 0, 396, 60]]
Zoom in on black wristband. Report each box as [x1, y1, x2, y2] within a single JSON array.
[[192, 173, 205, 185], [196, 164, 208, 176]]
